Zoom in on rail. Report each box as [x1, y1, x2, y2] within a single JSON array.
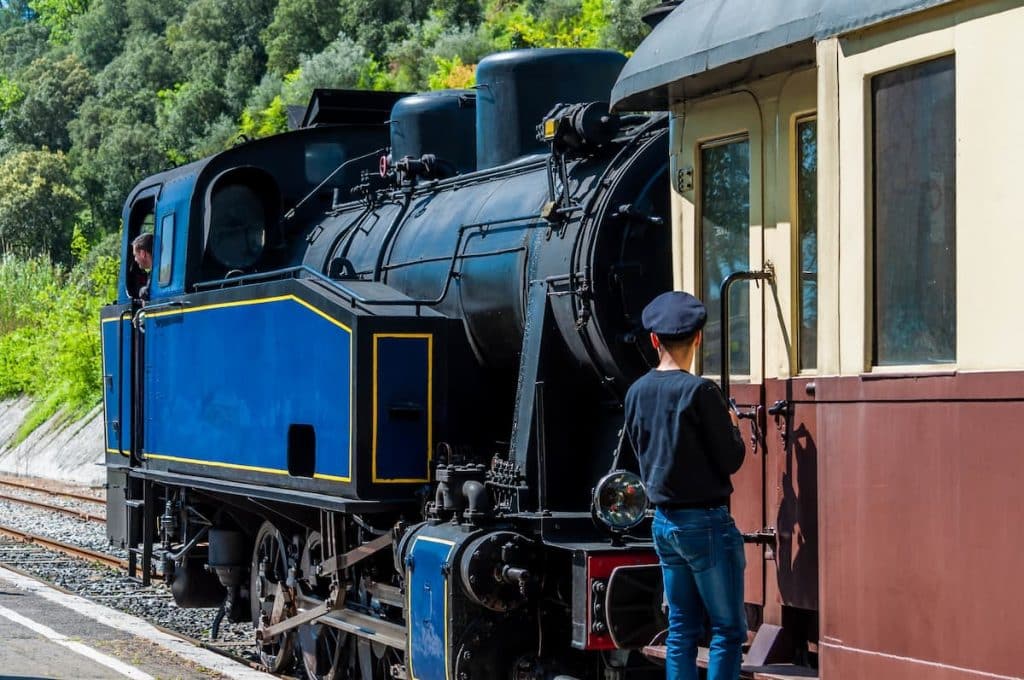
[[0, 478, 104, 506], [0, 491, 105, 523], [0, 523, 149, 574]]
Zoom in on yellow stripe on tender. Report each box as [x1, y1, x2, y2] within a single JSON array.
[[372, 333, 434, 484], [144, 294, 353, 333], [143, 453, 289, 476], [143, 453, 353, 482]]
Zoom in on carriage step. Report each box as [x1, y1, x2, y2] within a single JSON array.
[[317, 609, 406, 650], [641, 645, 818, 679]]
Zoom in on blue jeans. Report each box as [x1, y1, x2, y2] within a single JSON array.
[[653, 506, 747, 680]]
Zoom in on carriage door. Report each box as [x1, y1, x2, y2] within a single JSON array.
[[678, 73, 820, 626], [678, 91, 768, 609]]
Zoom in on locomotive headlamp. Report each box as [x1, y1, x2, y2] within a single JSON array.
[[593, 470, 648, 531], [542, 117, 559, 141]]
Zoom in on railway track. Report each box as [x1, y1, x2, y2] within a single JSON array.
[[0, 477, 105, 505], [0, 489, 105, 522], [0, 523, 128, 570]]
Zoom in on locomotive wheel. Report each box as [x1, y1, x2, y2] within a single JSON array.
[[250, 520, 296, 673], [298, 531, 347, 680]]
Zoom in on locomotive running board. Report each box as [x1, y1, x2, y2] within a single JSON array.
[[128, 468, 408, 513]]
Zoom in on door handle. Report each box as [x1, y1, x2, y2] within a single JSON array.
[[719, 265, 775, 402]]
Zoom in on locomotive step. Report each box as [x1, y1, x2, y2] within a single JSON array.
[[641, 645, 818, 680]]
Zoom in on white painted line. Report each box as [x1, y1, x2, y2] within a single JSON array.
[[0, 602, 155, 680], [0, 566, 273, 679]]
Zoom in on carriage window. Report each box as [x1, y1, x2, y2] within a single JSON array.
[[797, 118, 817, 370], [158, 213, 174, 286], [701, 137, 750, 376], [872, 56, 956, 365]]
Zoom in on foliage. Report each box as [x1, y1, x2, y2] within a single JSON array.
[[0, 76, 23, 112], [0, 249, 118, 441], [261, 0, 342, 76], [2, 53, 94, 151], [70, 0, 127, 71], [0, 149, 82, 263], [28, 0, 88, 44], [428, 55, 475, 90]]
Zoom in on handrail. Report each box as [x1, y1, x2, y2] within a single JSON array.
[[719, 265, 774, 401], [192, 211, 551, 314]]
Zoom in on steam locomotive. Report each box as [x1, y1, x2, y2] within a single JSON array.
[[102, 48, 674, 680]]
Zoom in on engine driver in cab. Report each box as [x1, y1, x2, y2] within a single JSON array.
[[624, 291, 747, 680], [131, 232, 153, 300]]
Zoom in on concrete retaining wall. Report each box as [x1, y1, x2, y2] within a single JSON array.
[[0, 398, 105, 488]]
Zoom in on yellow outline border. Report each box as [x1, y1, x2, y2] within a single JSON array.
[[142, 295, 354, 482], [371, 333, 433, 484], [407, 535, 455, 680], [142, 452, 352, 482]]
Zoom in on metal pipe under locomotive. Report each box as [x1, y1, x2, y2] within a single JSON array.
[[102, 48, 674, 680]]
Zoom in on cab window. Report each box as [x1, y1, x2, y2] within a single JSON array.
[[158, 213, 174, 286]]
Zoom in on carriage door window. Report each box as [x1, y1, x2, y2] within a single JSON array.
[[796, 118, 817, 370], [158, 213, 174, 286], [700, 137, 750, 376], [872, 55, 956, 365]]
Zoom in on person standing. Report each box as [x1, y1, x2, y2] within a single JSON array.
[[624, 291, 747, 680]]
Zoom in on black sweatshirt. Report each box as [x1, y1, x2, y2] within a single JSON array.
[[624, 369, 745, 507]]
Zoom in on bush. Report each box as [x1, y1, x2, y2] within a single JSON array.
[[0, 248, 118, 443]]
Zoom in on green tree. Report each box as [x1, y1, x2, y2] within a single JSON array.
[[72, 122, 166, 233], [261, 0, 342, 76], [28, 0, 88, 44], [0, 149, 82, 262], [3, 53, 94, 151], [0, 0, 34, 31], [0, 19, 50, 74], [600, 0, 651, 53], [336, 0, 433, 61], [71, 0, 127, 71], [124, 0, 188, 36], [156, 76, 227, 163], [281, 33, 379, 105]]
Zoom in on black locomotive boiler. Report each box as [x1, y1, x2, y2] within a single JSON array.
[[102, 48, 673, 680]]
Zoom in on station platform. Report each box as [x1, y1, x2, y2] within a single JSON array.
[[0, 566, 270, 680]]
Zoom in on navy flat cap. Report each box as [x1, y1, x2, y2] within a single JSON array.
[[642, 291, 707, 337]]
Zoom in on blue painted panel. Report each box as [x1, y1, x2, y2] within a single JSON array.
[[152, 175, 195, 300], [144, 296, 352, 479], [408, 536, 454, 680], [101, 317, 132, 455], [375, 335, 431, 482]]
